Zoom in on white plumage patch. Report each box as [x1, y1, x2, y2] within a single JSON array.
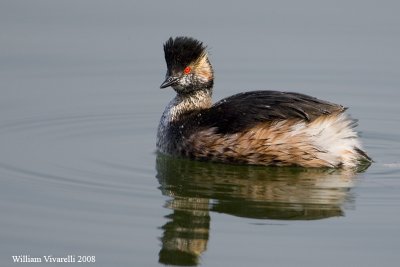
[[293, 113, 362, 167]]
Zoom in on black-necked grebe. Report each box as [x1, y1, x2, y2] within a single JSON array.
[[157, 36, 371, 168]]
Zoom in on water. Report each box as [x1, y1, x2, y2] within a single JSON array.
[[1, 1, 400, 266]]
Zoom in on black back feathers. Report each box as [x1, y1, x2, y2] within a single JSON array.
[[163, 37, 206, 71], [187, 90, 346, 134]]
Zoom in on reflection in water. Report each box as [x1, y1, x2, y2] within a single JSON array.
[[158, 198, 210, 266], [156, 153, 366, 265]]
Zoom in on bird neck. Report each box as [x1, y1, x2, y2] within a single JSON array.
[[167, 88, 212, 122]]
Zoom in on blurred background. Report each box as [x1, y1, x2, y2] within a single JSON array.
[[1, 1, 399, 266]]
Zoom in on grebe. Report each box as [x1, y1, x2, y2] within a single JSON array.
[[157, 36, 371, 168]]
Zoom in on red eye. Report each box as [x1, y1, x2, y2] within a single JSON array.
[[183, 66, 191, 74]]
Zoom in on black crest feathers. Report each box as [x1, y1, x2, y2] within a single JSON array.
[[163, 37, 206, 70]]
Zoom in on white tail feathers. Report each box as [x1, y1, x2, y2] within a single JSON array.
[[300, 113, 367, 167]]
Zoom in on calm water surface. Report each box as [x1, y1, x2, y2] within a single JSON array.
[[1, 1, 400, 266]]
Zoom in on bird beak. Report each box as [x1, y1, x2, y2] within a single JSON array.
[[160, 76, 179, 89]]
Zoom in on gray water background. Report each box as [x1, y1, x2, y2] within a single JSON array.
[[1, 0, 400, 266]]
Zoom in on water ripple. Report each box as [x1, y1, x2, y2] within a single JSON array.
[[0, 111, 153, 193]]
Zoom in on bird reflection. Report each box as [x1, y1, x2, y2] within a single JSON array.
[[156, 153, 367, 266]]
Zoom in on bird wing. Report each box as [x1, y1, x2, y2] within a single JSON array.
[[191, 90, 345, 134]]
